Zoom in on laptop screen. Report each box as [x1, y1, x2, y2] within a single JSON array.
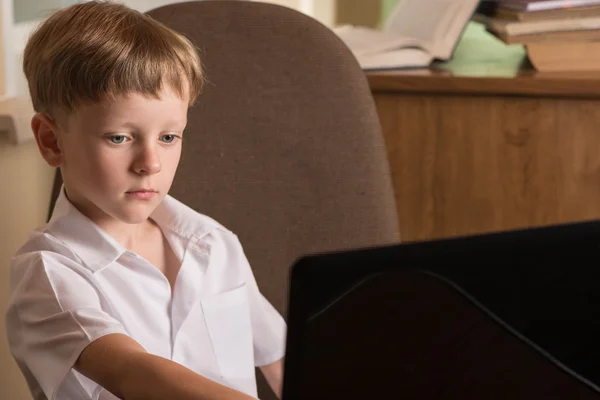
[[281, 219, 600, 399]]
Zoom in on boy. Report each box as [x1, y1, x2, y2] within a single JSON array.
[[4, 2, 286, 399]]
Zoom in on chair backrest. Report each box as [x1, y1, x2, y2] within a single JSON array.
[[49, 1, 400, 398]]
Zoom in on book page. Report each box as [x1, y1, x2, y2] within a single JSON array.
[[384, 0, 480, 60], [384, 0, 455, 54], [333, 25, 422, 57], [436, 0, 480, 59], [357, 48, 433, 70]]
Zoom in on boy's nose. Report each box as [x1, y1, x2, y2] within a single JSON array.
[[133, 145, 161, 175]]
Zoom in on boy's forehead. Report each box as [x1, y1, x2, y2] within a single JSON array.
[[54, 90, 189, 127]]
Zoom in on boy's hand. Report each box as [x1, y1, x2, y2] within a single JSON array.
[[75, 333, 257, 400]]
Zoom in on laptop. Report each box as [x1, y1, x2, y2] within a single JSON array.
[[281, 219, 600, 399]]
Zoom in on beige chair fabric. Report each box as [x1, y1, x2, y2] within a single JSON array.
[[49, 1, 400, 398]]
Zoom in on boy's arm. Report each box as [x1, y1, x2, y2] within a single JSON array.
[[259, 358, 284, 399], [75, 333, 257, 400]]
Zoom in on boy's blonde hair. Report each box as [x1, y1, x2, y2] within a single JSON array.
[[24, 0, 203, 116]]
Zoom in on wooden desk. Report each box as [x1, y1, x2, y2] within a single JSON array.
[[368, 29, 600, 242]]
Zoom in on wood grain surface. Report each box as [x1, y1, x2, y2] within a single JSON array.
[[375, 93, 600, 242]]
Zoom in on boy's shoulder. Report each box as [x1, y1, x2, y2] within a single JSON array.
[[13, 223, 77, 261], [9, 225, 84, 287]]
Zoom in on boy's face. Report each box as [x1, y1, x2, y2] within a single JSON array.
[[45, 88, 188, 226]]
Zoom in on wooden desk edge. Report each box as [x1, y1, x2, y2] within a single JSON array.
[[367, 73, 600, 99]]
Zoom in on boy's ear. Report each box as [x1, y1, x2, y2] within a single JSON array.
[[31, 113, 63, 167]]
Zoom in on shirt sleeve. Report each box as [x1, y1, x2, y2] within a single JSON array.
[[5, 252, 129, 400], [233, 236, 287, 367]]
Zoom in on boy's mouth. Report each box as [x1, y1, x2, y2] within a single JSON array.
[[126, 189, 157, 200]]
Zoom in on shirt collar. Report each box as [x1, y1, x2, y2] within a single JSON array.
[[150, 195, 221, 242], [47, 186, 221, 273], [48, 187, 126, 272]]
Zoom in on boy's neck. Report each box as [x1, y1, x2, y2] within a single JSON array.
[[99, 217, 158, 252]]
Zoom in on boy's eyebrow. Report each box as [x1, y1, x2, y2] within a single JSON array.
[[102, 119, 187, 130]]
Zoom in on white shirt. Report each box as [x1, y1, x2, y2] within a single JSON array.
[[5, 188, 287, 400]]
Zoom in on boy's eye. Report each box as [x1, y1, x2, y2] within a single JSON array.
[[160, 134, 178, 144], [108, 135, 128, 144]]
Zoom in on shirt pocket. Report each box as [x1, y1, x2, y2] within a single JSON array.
[[200, 283, 254, 379]]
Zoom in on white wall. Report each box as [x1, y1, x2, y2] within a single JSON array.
[[13, 0, 76, 23], [1, 0, 13, 97], [0, 138, 55, 400]]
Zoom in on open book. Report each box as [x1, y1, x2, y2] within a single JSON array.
[[334, 0, 480, 70]]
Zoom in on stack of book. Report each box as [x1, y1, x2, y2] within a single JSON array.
[[475, 0, 600, 71]]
